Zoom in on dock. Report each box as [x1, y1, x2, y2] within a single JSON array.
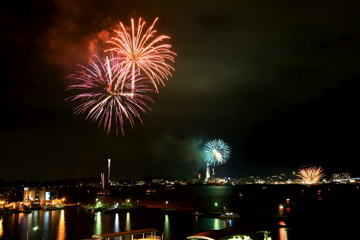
[[84, 228, 161, 240]]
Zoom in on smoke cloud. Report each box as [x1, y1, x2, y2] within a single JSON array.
[[151, 135, 205, 180]]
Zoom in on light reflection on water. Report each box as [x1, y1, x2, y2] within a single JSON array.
[[58, 210, 66, 240], [1, 210, 70, 240], [43, 211, 49, 236], [0, 208, 288, 240], [95, 211, 102, 236], [213, 218, 222, 230], [279, 227, 288, 240], [2, 184, 358, 239], [164, 214, 170, 240], [278, 221, 288, 240], [0, 218, 3, 236], [114, 213, 120, 233], [125, 212, 131, 231]]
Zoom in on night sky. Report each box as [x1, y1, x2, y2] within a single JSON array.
[[1, 0, 359, 181]]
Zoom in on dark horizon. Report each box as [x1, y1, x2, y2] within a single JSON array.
[[0, 169, 355, 184]]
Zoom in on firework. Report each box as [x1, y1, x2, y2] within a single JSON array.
[[296, 166, 325, 184], [106, 18, 176, 95], [66, 54, 154, 135], [203, 139, 231, 166]]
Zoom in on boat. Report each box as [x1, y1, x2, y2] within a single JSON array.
[[10, 208, 21, 214], [87, 204, 110, 212], [20, 205, 32, 213], [103, 199, 146, 213], [42, 203, 64, 211], [85, 200, 110, 212], [165, 184, 175, 190], [22, 209, 32, 213], [191, 211, 203, 216], [30, 204, 42, 210], [63, 203, 81, 208], [219, 207, 240, 219], [145, 188, 156, 194], [0, 208, 13, 215]]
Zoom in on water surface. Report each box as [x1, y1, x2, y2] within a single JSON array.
[[1, 184, 359, 239]]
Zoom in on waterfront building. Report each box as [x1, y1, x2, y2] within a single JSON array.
[[332, 173, 350, 181], [23, 187, 58, 205]]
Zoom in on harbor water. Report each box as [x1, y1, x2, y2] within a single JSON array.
[[1, 184, 359, 239]]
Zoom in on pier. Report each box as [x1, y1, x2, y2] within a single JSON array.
[[86, 228, 160, 240]]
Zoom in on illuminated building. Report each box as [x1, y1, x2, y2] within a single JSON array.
[[23, 187, 58, 205], [332, 173, 350, 181]]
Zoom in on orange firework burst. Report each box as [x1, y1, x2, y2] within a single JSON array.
[[106, 18, 176, 95], [296, 165, 325, 184]]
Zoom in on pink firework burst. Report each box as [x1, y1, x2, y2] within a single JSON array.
[[66, 54, 154, 135]]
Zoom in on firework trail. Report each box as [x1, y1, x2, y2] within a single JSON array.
[[66, 54, 154, 135], [203, 139, 231, 166], [296, 165, 325, 184], [106, 18, 176, 95]]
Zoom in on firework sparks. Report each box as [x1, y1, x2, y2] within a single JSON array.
[[106, 18, 176, 95], [296, 166, 325, 184], [66, 54, 154, 135], [203, 139, 231, 166]]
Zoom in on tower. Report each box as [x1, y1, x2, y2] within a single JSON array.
[[108, 159, 111, 185], [206, 163, 211, 181], [101, 173, 105, 190]]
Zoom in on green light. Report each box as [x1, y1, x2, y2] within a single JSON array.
[[214, 202, 218, 206]]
